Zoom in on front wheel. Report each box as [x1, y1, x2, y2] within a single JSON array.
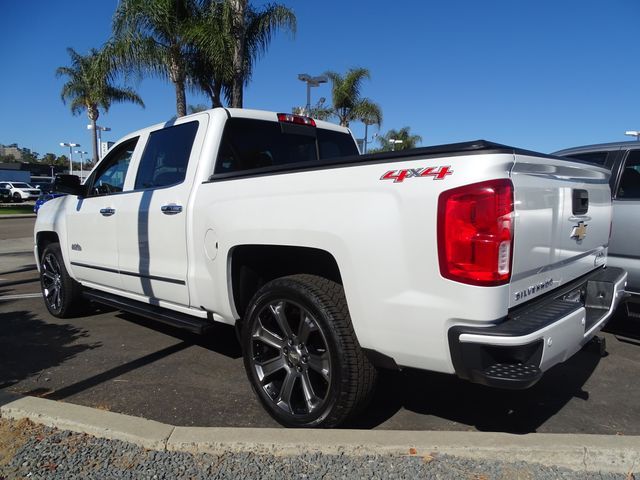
[[40, 243, 84, 317], [242, 274, 377, 428]]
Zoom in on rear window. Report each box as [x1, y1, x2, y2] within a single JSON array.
[[564, 151, 611, 167], [214, 118, 358, 174]]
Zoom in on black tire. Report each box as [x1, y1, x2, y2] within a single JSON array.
[[242, 274, 377, 428], [39, 242, 84, 318], [12, 192, 22, 203]]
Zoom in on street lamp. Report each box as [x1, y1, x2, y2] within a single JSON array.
[[362, 119, 377, 154], [87, 124, 112, 160], [75, 150, 88, 181], [625, 130, 640, 141], [388, 138, 403, 151], [298, 73, 328, 115], [59, 142, 80, 175]]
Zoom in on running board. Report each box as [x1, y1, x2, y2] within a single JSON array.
[[84, 290, 211, 334]]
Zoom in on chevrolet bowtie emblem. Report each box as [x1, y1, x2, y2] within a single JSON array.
[[571, 221, 588, 241]]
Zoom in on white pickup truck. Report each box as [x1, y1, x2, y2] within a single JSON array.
[[35, 108, 627, 427]]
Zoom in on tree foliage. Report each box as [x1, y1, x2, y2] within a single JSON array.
[[111, 0, 197, 117], [375, 126, 423, 152], [110, 0, 295, 112], [56, 47, 144, 162], [325, 67, 382, 128]]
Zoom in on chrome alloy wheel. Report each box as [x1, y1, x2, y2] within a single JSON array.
[[249, 300, 332, 416], [41, 252, 63, 311]]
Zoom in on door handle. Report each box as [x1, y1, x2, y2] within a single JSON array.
[[99, 208, 116, 216], [161, 204, 183, 215]]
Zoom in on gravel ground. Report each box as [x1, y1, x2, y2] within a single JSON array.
[[0, 419, 634, 480]]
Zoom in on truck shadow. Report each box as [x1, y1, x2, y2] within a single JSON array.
[[0, 309, 100, 402], [603, 307, 640, 345], [346, 345, 601, 433], [114, 311, 242, 359]]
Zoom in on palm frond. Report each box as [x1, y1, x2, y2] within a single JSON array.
[[352, 98, 382, 127]]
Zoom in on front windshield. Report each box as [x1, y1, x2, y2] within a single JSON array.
[[13, 183, 32, 188]]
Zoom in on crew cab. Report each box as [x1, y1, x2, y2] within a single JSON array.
[[35, 109, 627, 427], [0, 181, 40, 202], [554, 141, 640, 314]]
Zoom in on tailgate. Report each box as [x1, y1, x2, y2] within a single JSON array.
[[509, 154, 611, 308]]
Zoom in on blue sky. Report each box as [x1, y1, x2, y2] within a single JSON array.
[[1, 0, 639, 160]]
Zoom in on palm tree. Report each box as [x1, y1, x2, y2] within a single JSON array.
[[57, 47, 144, 164], [111, 0, 200, 117], [325, 67, 382, 128], [377, 127, 423, 151], [186, 0, 233, 108], [227, 0, 296, 107]]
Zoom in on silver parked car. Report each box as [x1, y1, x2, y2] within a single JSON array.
[[554, 142, 640, 311]]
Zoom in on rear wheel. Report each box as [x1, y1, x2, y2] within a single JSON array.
[[242, 274, 377, 428], [12, 192, 22, 203], [40, 243, 84, 317]]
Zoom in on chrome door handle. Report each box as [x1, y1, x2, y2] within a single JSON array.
[[99, 208, 116, 216], [161, 204, 182, 215]]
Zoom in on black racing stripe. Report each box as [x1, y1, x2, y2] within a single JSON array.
[[70, 262, 186, 285]]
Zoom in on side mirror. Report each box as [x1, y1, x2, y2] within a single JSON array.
[[53, 175, 84, 196]]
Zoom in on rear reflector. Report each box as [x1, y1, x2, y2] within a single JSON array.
[[438, 179, 514, 286], [277, 113, 316, 127]]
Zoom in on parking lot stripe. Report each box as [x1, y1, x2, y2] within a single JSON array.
[[0, 293, 42, 300]]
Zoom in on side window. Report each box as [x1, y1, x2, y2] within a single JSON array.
[[89, 138, 138, 196], [617, 150, 640, 199], [565, 151, 611, 167], [134, 121, 199, 190]]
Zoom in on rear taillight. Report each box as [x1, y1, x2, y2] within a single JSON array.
[[437, 179, 514, 286], [277, 113, 316, 127]]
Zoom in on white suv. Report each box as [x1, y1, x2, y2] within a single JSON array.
[[0, 181, 41, 202]]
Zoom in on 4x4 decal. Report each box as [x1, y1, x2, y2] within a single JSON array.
[[380, 166, 453, 183]]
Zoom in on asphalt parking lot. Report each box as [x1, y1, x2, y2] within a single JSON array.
[[1, 216, 640, 433]]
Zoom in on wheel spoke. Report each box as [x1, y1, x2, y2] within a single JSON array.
[[300, 370, 320, 412], [270, 302, 293, 339], [277, 371, 297, 413], [53, 288, 61, 309], [253, 320, 285, 349], [308, 353, 330, 382], [256, 356, 286, 382], [42, 271, 55, 281], [45, 255, 57, 274], [297, 314, 318, 344]]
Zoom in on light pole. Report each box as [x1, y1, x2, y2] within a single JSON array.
[[75, 150, 88, 181], [388, 138, 403, 151], [87, 124, 111, 160], [298, 73, 328, 115], [59, 142, 80, 175], [625, 130, 640, 141], [362, 119, 377, 154]]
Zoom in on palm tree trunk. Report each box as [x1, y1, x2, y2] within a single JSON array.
[[230, 0, 247, 108], [211, 82, 223, 108], [174, 79, 187, 117], [88, 107, 99, 167], [169, 54, 187, 117]]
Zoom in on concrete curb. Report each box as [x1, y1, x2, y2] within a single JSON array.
[[1, 391, 638, 474], [0, 391, 172, 450]]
